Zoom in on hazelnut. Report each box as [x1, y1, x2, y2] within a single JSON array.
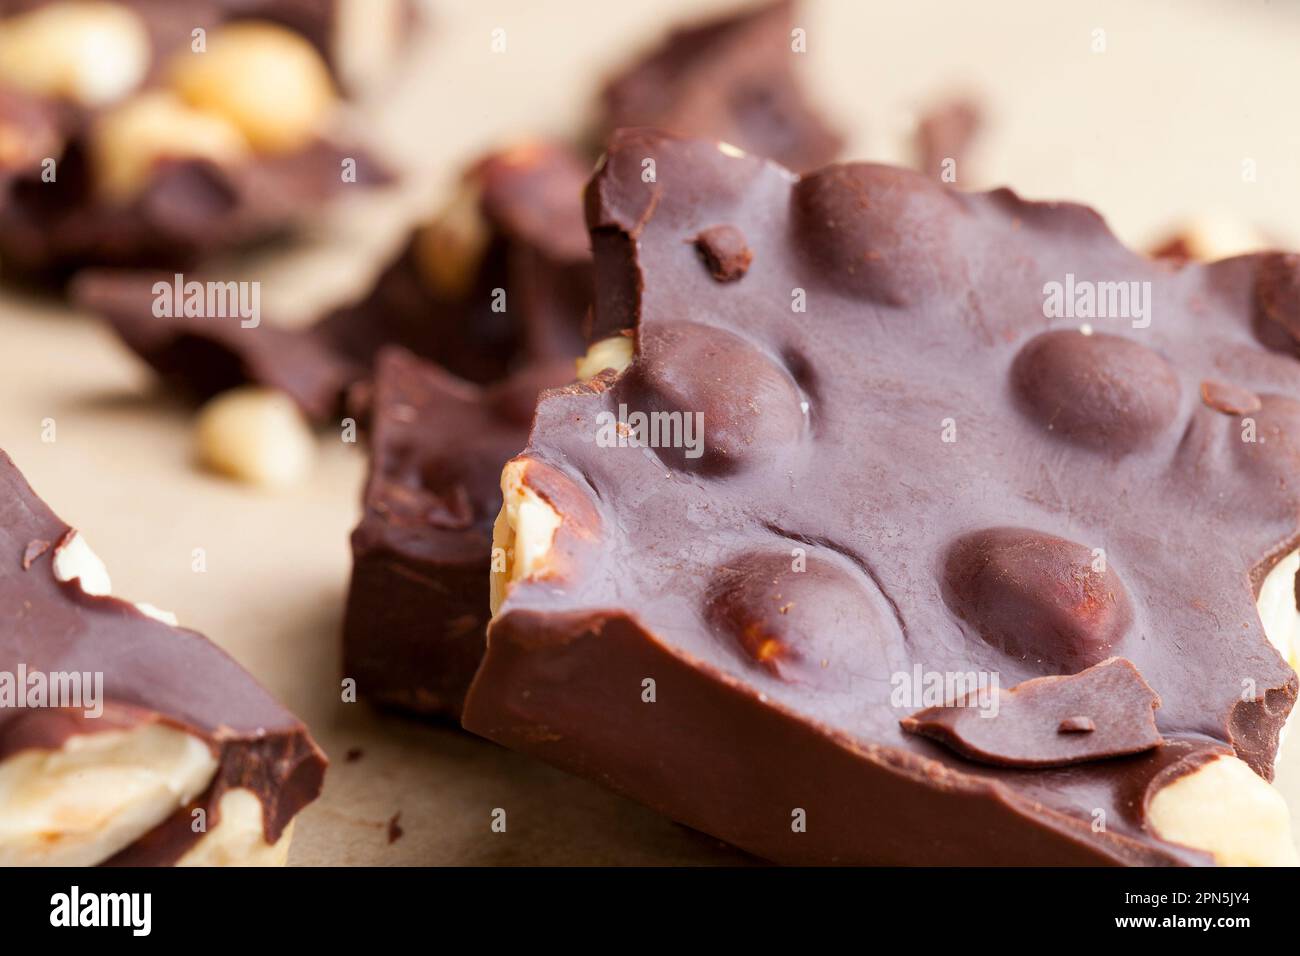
[[1147, 755, 1297, 866], [168, 22, 335, 154], [413, 185, 490, 300], [575, 334, 634, 380], [195, 387, 315, 488], [91, 91, 250, 202], [0, 1, 150, 106], [489, 459, 562, 615]]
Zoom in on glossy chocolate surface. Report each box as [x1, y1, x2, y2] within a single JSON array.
[[463, 129, 1300, 865]]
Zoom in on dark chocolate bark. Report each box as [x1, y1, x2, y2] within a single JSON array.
[[596, 0, 841, 172], [0, 449, 325, 864], [342, 349, 571, 717], [462, 129, 1299, 865]]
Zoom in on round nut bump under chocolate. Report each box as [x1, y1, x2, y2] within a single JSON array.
[[0, 1, 150, 107], [1147, 755, 1297, 866], [91, 91, 251, 202], [628, 321, 805, 474], [704, 550, 900, 685], [942, 527, 1133, 673], [1011, 329, 1181, 454], [168, 22, 336, 154], [195, 387, 315, 488], [791, 163, 962, 305]]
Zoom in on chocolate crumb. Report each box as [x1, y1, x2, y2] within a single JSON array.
[[345, 747, 364, 763], [1058, 716, 1096, 734], [387, 811, 403, 844], [694, 225, 753, 282], [1200, 379, 1262, 415]]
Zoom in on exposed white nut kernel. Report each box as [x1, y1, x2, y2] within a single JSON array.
[[91, 91, 250, 202], [168, 21, 336, 154], [0, 724, 218, 866], [575, 335, 634, 380], [176, 788, 292, 866], [195, 387, 315, 488], [414, 185, 489, 300], [1148, 755, 1297, 866], [1258, 549, 1300, 671], [134, 602, 179, 627], [0, 1, 150, 107], [489, 459, 562, 615], [52, 531, 112, 597]]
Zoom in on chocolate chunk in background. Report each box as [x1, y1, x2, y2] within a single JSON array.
[[595, 0, 842, 172], [463, 128, 1299, 866], [72, 140, 591, 422], [913, 95, 981, 181], [900, 658, 1163, 768], [315, 141, 592, 385], [342, 348, 573, 718], [71, 268, 362, 422], [0, 449, 325, 864], [0, 130, 391, 280]]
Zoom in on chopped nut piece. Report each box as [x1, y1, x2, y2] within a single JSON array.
[[414, 185, 489, 300], [0, 1, 149, 107], [575, 335, 634, 380], [1147, 755, 1297, 866], [91, 91, 250, 202], [195, 387, 315, 488], [489, 459, 562, 615], [169, 22, 335, 154], [0, 724, 218, 866]]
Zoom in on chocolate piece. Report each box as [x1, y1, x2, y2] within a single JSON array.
[[1200, 379, 1262, 416], [0, 449, 325, 864], [76, 141, 590, 422], [72, 269, 362, 422], [0, 135, 389, 279], [913, 96, 981, 181], [315, 142, 591, 384], [900, 658, 1163, 768], [463, 129, 1299, 865], [343, 348, 571, 718], [596, 0, 841, 172], [694, 224, 752, 282]]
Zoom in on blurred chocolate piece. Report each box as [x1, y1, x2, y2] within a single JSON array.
[[343, 348, 572, 718], [463, 129, 1299, 865], [913, 95, 981, 182], [316, 141, 592, 385], [75, 140, 590, 421], [72, 269, 360, 421], [596, 0, 841, 172], [3, 138, 388, 279], [0, 449, 325, 865]]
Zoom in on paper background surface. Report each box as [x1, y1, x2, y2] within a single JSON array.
[[1, 0, 1297, 864]]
